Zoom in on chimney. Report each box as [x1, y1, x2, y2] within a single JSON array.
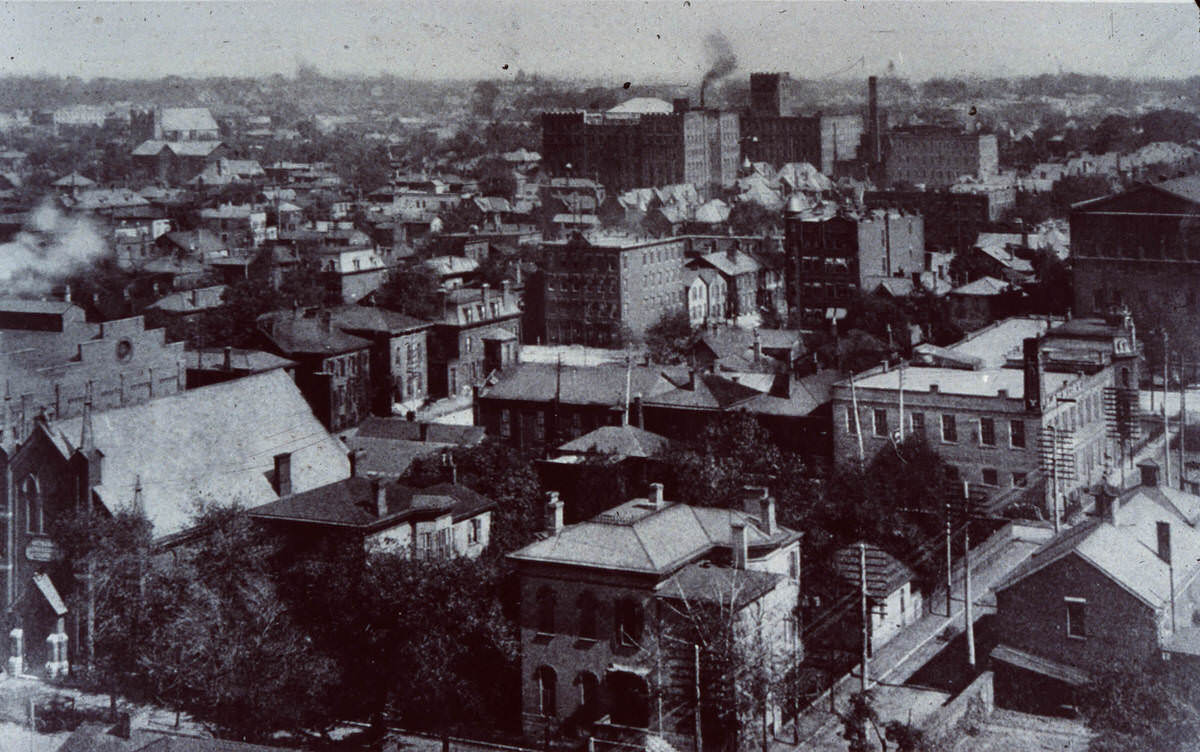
[[868, 76, 881, 164], [1023, 338, 1042, 412], [348, 448, 360, 477], [320, 309, 332, 333], [273, 452, 292, 496], [673, 98, 690, 114], [1157, 521, 1172, 564], [111, 713, 131, 740], [445, 452, 457, 484], [501, 279, 513, 308], [687, 370, 697, 390], [481, 282, 490, 310], [419, 422, 429, 442], [223, 346, 233, 370], [731, 521, 748, 570], [633, 394, 644, 428], [727, 242, 737, 262], [929, 384, 939, 393], [64, 284, 71, 303], [189, 288, 198, 307], [743, 486, 775, 534], [649, 482, 665, 508], [1139, 460, 1159, 488], [545, 491, 564, 535], [753, 329, 763, 362], [373, 478, 387, 517]]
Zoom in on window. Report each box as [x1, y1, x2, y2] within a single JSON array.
[[20, 476, 42, 535], [615, 598, 643, 646], [788, 550, 800, 582], [420, 531, 433, 557], [576, 672, 600, 720], [1065, 598, 1087, 639], [468, 518, 482, 545], [1012, 472, 1028, 488], [941, 414, 957, 443], [536, 666, 558, 716], [535, 411, 546, 441], [981, 468, 999, 486], [845, 406, 858, 435], [873, 408, 888, 438], [980, 418, 996, 446], [1010, 420, 1025, 448], [577, 592, 598, 640], [911, 412, 925, 436], [536, 587, 556, 634]]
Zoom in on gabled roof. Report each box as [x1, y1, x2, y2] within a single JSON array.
[[557, 425, 671, 458], [147, 285, 228, 313], [159, 229, 227, 256], [647, 372, 763, 410], [951, 276, 1009, 297], [330, 304, 430, 335], [258, 310, 372, 356], [160, 107, 219, 133], [658, 562, 784, 610], [53, 172, 95, 187], [45, 370, 350, 540], [249, 477, 493, 530], [700, 249, 761, 278], [832, 542, 914, 599], [510, 496, 798, 574], [482, 363, 676, 406]]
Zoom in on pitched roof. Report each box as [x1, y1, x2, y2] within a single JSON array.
[[482, 363, 675, 406], [53, 172, 95, 187], [147, 285, 228, 313], [647, 372, 763, 410], [46, 370, 350, 540], [832, 543, 915, 599], [329, 305, 430, 335], [510, 496, 798, 574], [658, 561, 784, 610], [185, 348, 295, 373], [160, 107, 219, 133], [700, 249, 761, 277], [557, 425, 671, 458], [996, 485, 1200, 610], [951, 276, 1009, 297], [355, 416, 486, 445], [258, 310, 372, 356], [1153, 174, 1200, 204], [249, 477, 493, 530]]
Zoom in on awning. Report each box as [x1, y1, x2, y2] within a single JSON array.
[[32, 574, 67, 617], [991, 644, 1089, 686]]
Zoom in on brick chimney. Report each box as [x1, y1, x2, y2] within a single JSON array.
[[753, 329, 763, 362], [373, 478, 387, 517], [731, 520, 748, 570], [272, 452, 292, 496], [1094, 483, 1120, 525], [347, 448, 360, 477], [743, 486, 775, 534], [1157, 520, 1172, 564], [502, 279, 513, 309], [1139, 460, 1159, 488], [223, 346, 233, 370], [545, 491, 564, 535], [649, 482, 665, 509]]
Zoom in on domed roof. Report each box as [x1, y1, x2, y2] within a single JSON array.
[[786, 195, 810, 214], [607, 97, 674, 115]]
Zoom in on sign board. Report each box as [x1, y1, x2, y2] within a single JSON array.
[[25, 538, 59, 563]]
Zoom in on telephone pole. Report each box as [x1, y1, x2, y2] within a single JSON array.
[[963, 482, 976, 669], [1164, 331, 1172, 488], [859, 542, 869, 691], [945, 496, 953, 617], [1180, 352, 1187, 491]]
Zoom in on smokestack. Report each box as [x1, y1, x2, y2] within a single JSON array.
[[731, 520, 748, 569], [869, 76, 881, 164], [545, 491, 564, 535]]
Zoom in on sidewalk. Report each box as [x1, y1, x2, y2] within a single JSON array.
[[778, 533, 1043, 752]]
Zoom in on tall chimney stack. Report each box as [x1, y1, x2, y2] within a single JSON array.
[[868, 76, 881, 164], [545, 491, 564, 535], [731, 520, 748, 570]]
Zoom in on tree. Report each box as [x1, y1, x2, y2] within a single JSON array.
[[727, 201, 779, 236], [1079, 662, 1200, 752], [477, 158, 518, 199], [376, 263, 442, 321], [472, 81, 502, 119], [645, 309, 697, 364]]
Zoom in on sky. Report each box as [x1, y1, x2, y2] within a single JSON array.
[[0, 1, 1197, 82]]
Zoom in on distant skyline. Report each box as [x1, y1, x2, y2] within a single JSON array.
[[1, 1, 1197, 84]]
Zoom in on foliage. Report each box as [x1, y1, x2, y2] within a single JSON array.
[[376, 263, 443, 321], [477, 158, 518, 199], [405, 440, 544, 553], [727, 201, 779, 236], [191, 266, 327, 349], [1079, 662, 1200, 752], [1023, 250, 1072, 315], [645, 309, 697, 364], [838, 691, 884, 752], [948, 250, 992, 287]]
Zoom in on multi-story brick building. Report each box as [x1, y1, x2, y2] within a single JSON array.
[[1071, 176, 1200, 354], [542, 234, 688, 346], [992, 465, 1200, 713], [428, 283, 522, 400], [540, 100, 739, 194], [884, 126, 999, 188], [863, 188, 1000, 253], [783, 208, 925, 322], [258, 308, 374, 432], [330, 305, 432, 414], [508, 485, 802, 748], [830, 317, 1116, 517], [0, 300, 186, 445], [742, 72, 864, 175]]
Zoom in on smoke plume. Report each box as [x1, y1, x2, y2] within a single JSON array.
[[700, 31, 738, 106], [0, 200, 109, 295]]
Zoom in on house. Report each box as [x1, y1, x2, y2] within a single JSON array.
[[1, 370, 351, 676], [249, 475, 494, 559], [992, 462, 1200, 714], [317, 246, 393, 304], [341, 416, 485, 477], [690, 328, 805, 375], [329, 305, 432, 412], [198, 204, 270, 249], [427, 284, 522, 400], [831, 543, 922, 653], [257, 308, 374, 432], [948, 276, 1010, 324], [131, 140, 228, 184], [693, 246, 762, 320], [131, 106, 220, 142], [508, 485, 801, 748], [475, 362, 676, 452]]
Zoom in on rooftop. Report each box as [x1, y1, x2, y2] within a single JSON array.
[[258, 309, 372, 356], [249, 477, 493, 531], [556, 425, 671, 458], [483, 362, 675, 406], [850, 365, 1073, 400], [185, 347, 296, 373]]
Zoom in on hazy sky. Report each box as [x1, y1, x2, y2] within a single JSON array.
[[1, 1, 1197, 82]]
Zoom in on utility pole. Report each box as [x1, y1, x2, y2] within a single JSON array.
[[898, 361, 905, 443], [850, 372, 864, 467], [1181, 352, 1188, 491], [1164, 331, 1171, 488], [945, 496, 953, 618], [859, 542, 869, 691], [1049, 425, 1060, 536], [693, 644, 703, 752], [963, 482, 976, 669]]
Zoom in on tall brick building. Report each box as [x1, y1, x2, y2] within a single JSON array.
[[540, 100, 739, 193], [783, 208, 925, 322], [542, 234, 688, 346], [884, 125, 999, 188], [1071, 176, 1200, 354], [742, 72, 863, 175]]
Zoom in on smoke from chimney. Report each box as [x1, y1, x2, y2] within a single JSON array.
[[0, 200, 108, 295], [700, 32, 738, 107]]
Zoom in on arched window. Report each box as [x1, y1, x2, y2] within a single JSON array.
[[577, 591, 598, 640], [575, 671, 600, 721], [536, 666, 558, 717], [536, 587, 556, 635], [615, 597, 643, 646], [19, 476, 42, 535]]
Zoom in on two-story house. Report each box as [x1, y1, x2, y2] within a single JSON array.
[[992, 462, 1200, 714], [428, 283, 521, 400], [508, 485, 802, 750], [330, 305, 432, 414]]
